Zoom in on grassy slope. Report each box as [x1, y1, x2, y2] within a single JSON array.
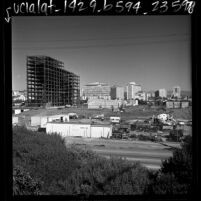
[[13, 126, 150, 195]]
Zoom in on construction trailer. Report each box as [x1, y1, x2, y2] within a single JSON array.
[[12, 115, 26, 126], [27, 56, 80, 107], [181, 101, 189, 108], [46, 122, 112, 138], [166, 101, 174, 109], [174, 101, 181, 108]]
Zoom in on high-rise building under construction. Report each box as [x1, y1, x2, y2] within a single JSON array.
[[27, 56, 80, 106]]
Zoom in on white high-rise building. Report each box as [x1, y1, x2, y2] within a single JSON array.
[[82, 82, 111, 100], [172, 86, 181, 98], [126, 82, 142, 100]]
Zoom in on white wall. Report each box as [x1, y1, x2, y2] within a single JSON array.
[[46, 123, 91, 138], [12, 116, 18, 125], [91, 126, 112, 138], [31, 116, 41, 126], [14, 109, 22, 115], [40, 117, 48, 128], [46, 123, 112, 138]]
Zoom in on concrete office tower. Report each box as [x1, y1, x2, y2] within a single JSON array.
[[110, 86, 124, 100], [155, 89, 167, 98], [172, 86, 181, 98], [126, 82, 142, 100], [82, 82, 111, 100], [27, 56, 80, 106]]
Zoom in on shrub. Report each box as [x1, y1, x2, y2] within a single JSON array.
[[13, 165, 43, 195], [146, 136, 192, 194]]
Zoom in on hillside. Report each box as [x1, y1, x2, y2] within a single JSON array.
[[13, 127, 193, 195]]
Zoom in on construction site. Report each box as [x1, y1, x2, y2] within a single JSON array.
[[26, 56, 80, 107], [12, 105, 192, 169]]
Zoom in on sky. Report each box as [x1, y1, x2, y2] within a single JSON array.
[[12, 16, 191, 92]]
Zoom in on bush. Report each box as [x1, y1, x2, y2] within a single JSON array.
[[48, 157, 150, 195], [13, 127, 82, 193], [13, 126, 192, 195], [13, 165, 43, 195], [13, 127, 151, 195], [147, 136, 192, 194]]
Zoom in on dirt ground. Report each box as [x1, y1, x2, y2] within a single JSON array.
[[64, 137, 180, 169], [16, 105, 192, 121]]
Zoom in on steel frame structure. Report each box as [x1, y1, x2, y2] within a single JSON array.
[[27, 56, 80, 106]]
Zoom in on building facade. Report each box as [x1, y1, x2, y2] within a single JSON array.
[[110, 86, 124, 100], [126, 82, 142, 100], [155, 89, 167, 98], [172, 86, 181, 98], [46, 122, 112, 138], [135, 91, 146, 101], [82, 82, 111, 100], [27, 56, 80, 106], [87, 99, 123, 109]]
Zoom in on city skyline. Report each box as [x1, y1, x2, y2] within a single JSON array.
[[12, 16, 191, 91]]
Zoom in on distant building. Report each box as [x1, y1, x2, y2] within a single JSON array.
[[155, 89, 167, 98], [146, 92, 152, 101], [126, 82, 142, 100], [12, 90, 27, 102], [166, 101, 174, 108], [82, 82, 111, 100], [87, 99, 123, 109], [13, 94, 26, 102], [110, 86, 124, 100], [27, 56, 80, 106], [172, 86, 181, 98], [12, 90, 20, 96], [135, 91, 146, 101]]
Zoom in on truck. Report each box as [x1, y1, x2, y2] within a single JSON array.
[[110, 116, 121, 124]]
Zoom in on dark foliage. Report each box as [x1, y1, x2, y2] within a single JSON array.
[[13, 127, 150, 195], [13, 165, 43, 195], [146, 135, 192, 194], [13, 127, 192, 195]]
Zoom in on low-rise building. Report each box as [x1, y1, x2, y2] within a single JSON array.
[[181, 101, 189, 108], [174, 101, 181, 108], [82, 82, 111, 100], [30, 114, 70, 128], [166, 101, 174, 108], [172, 86, 181, 98], [46, 122, 112, 138], [155, 89, 167, 98], [88, 99, 123, 109], [135, 91, 146, 101]]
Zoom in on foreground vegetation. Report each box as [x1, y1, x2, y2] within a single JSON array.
[[13, 126, 192, 195]]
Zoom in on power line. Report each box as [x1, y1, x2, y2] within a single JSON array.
[[12, 38, 190, 51], [12, 33, 190, 44]]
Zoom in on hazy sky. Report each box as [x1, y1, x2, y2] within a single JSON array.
[[12, 16, 191, 91]]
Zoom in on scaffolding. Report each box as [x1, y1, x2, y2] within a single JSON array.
[[27, 56, 80, 107]]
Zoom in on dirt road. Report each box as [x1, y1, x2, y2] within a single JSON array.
[[65, 137, 179, 169]]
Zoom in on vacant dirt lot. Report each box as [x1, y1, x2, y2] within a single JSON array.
[[64, 137, 180, 169], [16, 105, 192, 121]]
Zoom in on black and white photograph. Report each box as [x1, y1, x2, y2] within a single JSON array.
[[11, 14, 195, 196]]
